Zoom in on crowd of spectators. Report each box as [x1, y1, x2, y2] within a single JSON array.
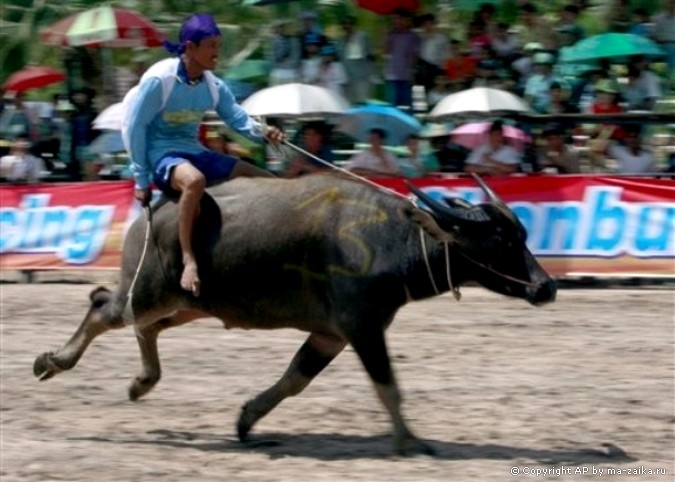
[[1, 0, 674, 184]]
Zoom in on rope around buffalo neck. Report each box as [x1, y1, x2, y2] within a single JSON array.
[[419, 229, 461, 301], [122, 206, 152, 325]]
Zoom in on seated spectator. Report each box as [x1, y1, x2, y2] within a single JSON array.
[[444, 47, 477, 91], [491, 22, 518, 62], [464, 120, 522, 176], [315, 44, 348, 98], [399, 133, 440, 177], [535, 124, 581, 173], [285, 121, 335, 178], [0, 135, 45, 183], [588, 79, 625, 142], [524, 52, 563, 113], [592, 124, 655, 174], [556, 4, 585, 45], [204, 130, 253, 159], [622, 57, 663, 111], [346, 128, 402, 177]]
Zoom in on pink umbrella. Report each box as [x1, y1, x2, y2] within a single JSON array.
[[450, 122, 530, 150]]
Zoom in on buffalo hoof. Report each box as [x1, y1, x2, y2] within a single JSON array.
[[237, 402, 254, 442], [33, 352, 64, 381], [128, 376, 158, 402]]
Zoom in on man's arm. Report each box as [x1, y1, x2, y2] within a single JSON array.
[[127, 78, 163, 190], [214, 83, 265, 143]]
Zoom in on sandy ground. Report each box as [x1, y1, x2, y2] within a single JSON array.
[[0, 281, 673, 482]]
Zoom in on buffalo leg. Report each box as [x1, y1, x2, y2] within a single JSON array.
[[237, 332, 346, 441], [33, 290, 124, 381], [349, 329, 434, 456], [129, 310, 206, 401]]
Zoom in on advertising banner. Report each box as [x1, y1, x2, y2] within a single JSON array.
[[1, 176, 674, 277]]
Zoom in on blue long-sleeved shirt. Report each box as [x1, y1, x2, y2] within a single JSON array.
[[126, 58, 264, 190]]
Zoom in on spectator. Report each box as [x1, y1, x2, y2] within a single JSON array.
[[415, 13, 449, 92], [652, 0, 675, 89], [606, 0, 633, 32], [0, 91, 36, 142], [298, 10, 327, 60], [445, 45, 477, 91], [421, 124, 468, 173], [315, 44, 348, 98], [588, 78, 625, 142], [628, 7, 652, 37], [203, 131, 253, 160], [536, 124, 581, 174], [0, 135, 45, 183], [556, 4, 585, 46], [491, 23, 519, 63], [384, 8, 420, 110], [524, 52, 562, 113], [594, 124, 655, 174], [347, 128, 402, 177], [268, 19, 301, 86], [515, 3, 555, 50], [337, 15, 374, 104], [464, 120, 522, 176], [285, 121, 334, 178], [68, 88, 99, 181], [511, 42, 543, 95], [399, 133, 440, 177], [467, 21, 492, 60], [546, 81, 578, 115], [299, 32, 324, 84], [622, 56, 663, 111]]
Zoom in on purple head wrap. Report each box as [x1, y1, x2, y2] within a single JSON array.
[[164, 13, 221, 55]]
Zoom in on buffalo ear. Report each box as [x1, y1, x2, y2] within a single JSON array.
[[401, 205, 455, 243]]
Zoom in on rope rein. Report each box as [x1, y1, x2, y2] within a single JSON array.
[[122, 206, 152, 325]]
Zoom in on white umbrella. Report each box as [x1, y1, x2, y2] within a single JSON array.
[[428, 87, 532, 119], [93, 102, 124, 130], [241, 83, 350, 118]]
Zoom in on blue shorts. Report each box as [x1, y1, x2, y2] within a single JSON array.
[[153, 150, 238, 198]]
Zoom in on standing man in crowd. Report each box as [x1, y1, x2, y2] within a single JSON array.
[[384, 9, 420, 110]]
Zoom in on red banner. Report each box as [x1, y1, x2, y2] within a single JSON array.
[[0, 181, 137, 270], [1, 176, 674, 277]]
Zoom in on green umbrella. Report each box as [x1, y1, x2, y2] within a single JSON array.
[[559, 33, 666, 64], [450, 0, 504, 11], [220, 60, 270, 81]]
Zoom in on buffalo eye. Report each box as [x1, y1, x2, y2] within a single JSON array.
[[91, 298, 107, 309]]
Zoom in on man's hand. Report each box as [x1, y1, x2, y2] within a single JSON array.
[[264, 125, 285, 145], [134, 188, 152, 207]]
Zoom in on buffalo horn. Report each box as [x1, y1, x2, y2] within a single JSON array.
[[405, 181, 488, 225], [470, 173, 519, 223]]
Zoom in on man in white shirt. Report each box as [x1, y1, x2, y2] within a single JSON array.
[[347, 128, 402, 177], [606, 125, 655, 174], [0, 136, 45, 184], [464, 120, 522, 176]]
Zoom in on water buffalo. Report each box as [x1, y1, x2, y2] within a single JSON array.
[[33, 173, 556, 455]]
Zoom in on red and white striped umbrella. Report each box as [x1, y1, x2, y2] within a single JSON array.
[[40, 6, 164, 48]]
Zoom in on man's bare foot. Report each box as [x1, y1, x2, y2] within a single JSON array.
[[180, 260, 201, 297]]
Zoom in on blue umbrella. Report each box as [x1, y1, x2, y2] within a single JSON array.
[[335, 104, 422, 146], [88, 130, 125, 154]]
